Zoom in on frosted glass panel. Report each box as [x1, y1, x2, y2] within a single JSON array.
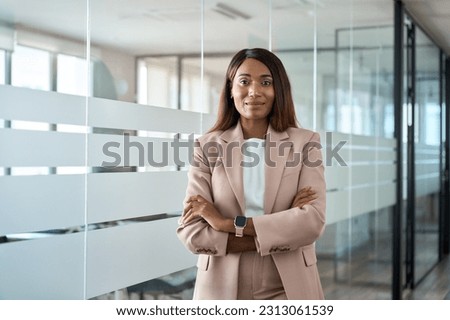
[[0, 86, 86, 125], [0, 129, 85, 167], [87, 172, 187, 223], [0, 175, 85, 234], [0, 50, 5, 85], [86, 218, 196, 299], [0, 233, 85, 299]]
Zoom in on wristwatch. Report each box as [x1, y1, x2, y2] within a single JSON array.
[[234, 216, 247, 237]]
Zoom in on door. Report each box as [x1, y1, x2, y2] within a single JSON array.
[[403, 17, 442, 290]]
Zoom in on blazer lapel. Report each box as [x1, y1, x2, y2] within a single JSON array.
[[264, 125, 290, 214], [219, 124, 246, 215]]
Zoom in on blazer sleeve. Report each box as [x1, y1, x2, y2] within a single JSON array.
[[252, 132, 326, 256], [176, 139, 229, 256]]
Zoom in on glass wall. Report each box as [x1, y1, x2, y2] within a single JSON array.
[[315, 23, 395, 299], [0, 49, 5, 85], [0, 0, 446, 300], [413, 27, 441, 284], [0, 0, 88, 299], [401, 13, 446, 295]]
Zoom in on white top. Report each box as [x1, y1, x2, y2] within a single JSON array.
[[242, 138, 265, 217]]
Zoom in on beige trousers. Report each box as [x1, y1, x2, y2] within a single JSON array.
[[237, 251, 287, 300]]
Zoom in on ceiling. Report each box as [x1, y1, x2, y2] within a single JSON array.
[[403, 0, 450, 54], [0, 0, 448, 56]]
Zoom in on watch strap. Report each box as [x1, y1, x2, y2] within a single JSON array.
[[235, 226, 244, 237]]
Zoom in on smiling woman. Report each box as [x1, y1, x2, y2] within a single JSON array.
[[209, 48, 299, 135], [177, 48, 327, 300], [231, 58, 275, 136], [0, 0, 447, 302]]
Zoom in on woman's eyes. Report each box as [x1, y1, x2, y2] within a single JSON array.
[[238, 79, 272, 86]]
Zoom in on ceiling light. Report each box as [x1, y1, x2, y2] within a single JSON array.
[[212, 3, 251, 20]]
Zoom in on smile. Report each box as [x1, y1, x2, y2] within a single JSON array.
[[245, 102, 264, 106]]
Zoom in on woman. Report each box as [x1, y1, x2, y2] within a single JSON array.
[[177, 48, 326, 300]]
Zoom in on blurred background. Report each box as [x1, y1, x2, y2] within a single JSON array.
[[0, 0, 449, 300]]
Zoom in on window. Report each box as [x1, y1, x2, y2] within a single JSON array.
[[57, 53, 89, 96], [137, 57, 178, 109], [11, 45, 50, 91], [137, 56, 226, 114]]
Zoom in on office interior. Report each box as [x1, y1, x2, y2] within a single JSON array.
[[0, 0, 449, 300]]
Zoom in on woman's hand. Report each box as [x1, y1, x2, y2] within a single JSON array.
[[291, 187, 317, 209], [182, 195, 226, 231]]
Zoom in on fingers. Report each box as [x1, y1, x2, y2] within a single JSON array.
[[181, 208, 193, 224], [298, 186, 314, 195], [295, 187, 313, 196], [193, 195, 207, 203], [294, 194, 316, 204], [292, 187, 317, 209], [182, 195, 216, 225], [186, 194, 207, 204], [186, 196, 196, 204], [184, 196, 198, 216], [183, 200, 195, 215], [182, 200, 197, 224], [296, 193, 317, 203], [182, 196, 206, 224], [293, 199, 315, 209], [181, 204, 201, 224]]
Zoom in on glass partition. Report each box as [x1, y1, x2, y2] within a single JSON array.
[[0, 49, 5, 84], [89, 0, 198, 105], [202, 56, 230, 115], [0, 0, 88, 298], [312, 1, 395, 300], [414, 27, 441, 283], [87, 0, 202, 300]]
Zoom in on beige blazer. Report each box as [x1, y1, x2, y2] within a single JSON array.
[[177, 122, 326, 299]]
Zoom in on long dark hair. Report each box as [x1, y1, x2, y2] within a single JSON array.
[[208, 48, 298, 133]]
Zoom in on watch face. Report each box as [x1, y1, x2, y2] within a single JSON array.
[[235, 216, 247, 227]]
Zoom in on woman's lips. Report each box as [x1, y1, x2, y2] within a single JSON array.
[[245, 102, 264, 105]]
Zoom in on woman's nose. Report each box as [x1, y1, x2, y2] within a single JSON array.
[[248, 83, 261, 97]]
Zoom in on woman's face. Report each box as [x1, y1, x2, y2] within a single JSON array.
[[231, 58, 275, 123]]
